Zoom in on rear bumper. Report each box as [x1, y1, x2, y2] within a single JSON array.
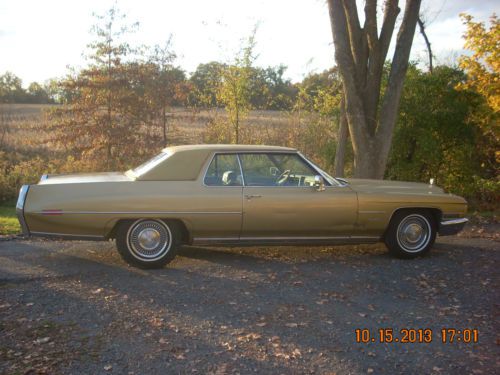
[[439, 218, 468, 236], [16, 185, 30, 236]]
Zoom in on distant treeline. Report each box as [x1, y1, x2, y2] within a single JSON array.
[[0, 72, 56, 104], [0, 63, 299, 110]]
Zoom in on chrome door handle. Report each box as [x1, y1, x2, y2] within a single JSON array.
[[245, 194, 262, 200]]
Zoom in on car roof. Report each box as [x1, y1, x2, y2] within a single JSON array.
[[162, 144, 297, 153], [135, 144, 297, 181]]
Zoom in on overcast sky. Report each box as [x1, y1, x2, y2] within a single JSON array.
[[0, 0, 497, 85]]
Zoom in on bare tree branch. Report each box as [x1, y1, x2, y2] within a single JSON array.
[[417, 16, 433, 73]]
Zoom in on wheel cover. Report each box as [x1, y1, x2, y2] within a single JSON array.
[[127, 220, 172, 261], [396, 214, 431, 253]]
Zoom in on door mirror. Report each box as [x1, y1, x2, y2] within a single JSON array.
[[314, 175, 325, 191]]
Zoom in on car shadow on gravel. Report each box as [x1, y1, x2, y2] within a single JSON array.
[[1, 239, 499, 374]]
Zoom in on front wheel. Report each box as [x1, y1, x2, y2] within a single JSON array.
[[384, 211, 436, 259], [116, 219, 181, 269]]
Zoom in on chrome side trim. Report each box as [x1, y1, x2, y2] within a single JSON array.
[[30, 231, 105, 241], [239, 236, 351, 240], [32, 211, 242, 215], [439, 218, 468, 236], [16, 185, 30, 236], [359, 210, 386, 214], [194, 235, 380, 241], [440, 218, 468, 226], [192, 236, 381, 246]]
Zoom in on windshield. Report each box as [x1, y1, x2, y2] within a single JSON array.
[[128, 151, 171, 177]]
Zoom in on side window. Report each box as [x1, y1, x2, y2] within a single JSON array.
[[238, 154, 277, 186], [239, 153, 320, 187], [204, 154, 243, 186]]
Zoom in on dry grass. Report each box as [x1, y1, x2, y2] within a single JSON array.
[[0, 104, 295, 152], [0, 103, 336, 169]]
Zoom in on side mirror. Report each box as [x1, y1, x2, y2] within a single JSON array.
[[314, 175, 325, 191]]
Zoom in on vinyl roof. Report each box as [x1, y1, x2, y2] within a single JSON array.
[[136, 144, 297, 181], [162, 144, 296, 152]]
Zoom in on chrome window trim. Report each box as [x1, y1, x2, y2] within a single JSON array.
[[200, 150, 346, 189], [236, 154, 246, 186]]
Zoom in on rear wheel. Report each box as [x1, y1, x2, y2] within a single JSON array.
[[384, 210, 436, 259], [116, 219, 181, 268]]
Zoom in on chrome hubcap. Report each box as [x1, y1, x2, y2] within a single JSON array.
[[397, 214, 431, 253], [138, 228, 161, 250], [127, 220, 171, 260]]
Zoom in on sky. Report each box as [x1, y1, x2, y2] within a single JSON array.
[[0, 0, 497, 85]]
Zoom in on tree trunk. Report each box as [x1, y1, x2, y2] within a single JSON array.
[[327, 0, 421, 179], [333, 96, 348, 177], [235, 106, 239, 144], [162, 106, 168, 145], [417, 17, 433, 73]]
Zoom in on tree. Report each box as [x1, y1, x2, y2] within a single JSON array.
[[189, 62, 225, 108], [47, 6, 142, 169], [458, 14, 499, 113], [387, 65, 478, 190], [147, 42, 187, 144], [457, 13, 499, 182], [327, 0, 422, 178], [27, 82, 51, 104], [217, 30, 257, 143], [0, 72, 26, 103]]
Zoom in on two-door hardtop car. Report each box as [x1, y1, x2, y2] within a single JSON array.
[[16, 144, 468, 268]]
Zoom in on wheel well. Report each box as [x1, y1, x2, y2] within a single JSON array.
[[383, 207, 442, 238], [107, 218, 191, 244]]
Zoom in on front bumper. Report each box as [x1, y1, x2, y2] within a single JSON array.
[[439, 218, 468, 236], [16, 185, 30, 236]]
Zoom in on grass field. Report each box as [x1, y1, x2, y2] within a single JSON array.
[[0, 204, 19, 235]]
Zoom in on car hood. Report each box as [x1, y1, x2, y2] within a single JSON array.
[[38, 172, 132, 185], [343, 178, 445, 194]]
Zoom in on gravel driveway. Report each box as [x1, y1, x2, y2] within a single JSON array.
[[0, 236, 498, 374]]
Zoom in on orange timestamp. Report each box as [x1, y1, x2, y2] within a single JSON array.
[[355, 328, 479, 344]]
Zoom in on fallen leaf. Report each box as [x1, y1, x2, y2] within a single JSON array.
[[34, 337, 50, 345]]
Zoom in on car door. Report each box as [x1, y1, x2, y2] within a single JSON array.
[[193, 153, 243, 239], [239, 152, 357, 238]]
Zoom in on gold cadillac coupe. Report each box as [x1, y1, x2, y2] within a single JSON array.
[[16, 145, 468, 268]]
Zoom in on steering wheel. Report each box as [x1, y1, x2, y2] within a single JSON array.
[[276, 169, 291, 185]]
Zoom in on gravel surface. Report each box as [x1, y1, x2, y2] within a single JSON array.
[[0, 236, 498, 374]]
